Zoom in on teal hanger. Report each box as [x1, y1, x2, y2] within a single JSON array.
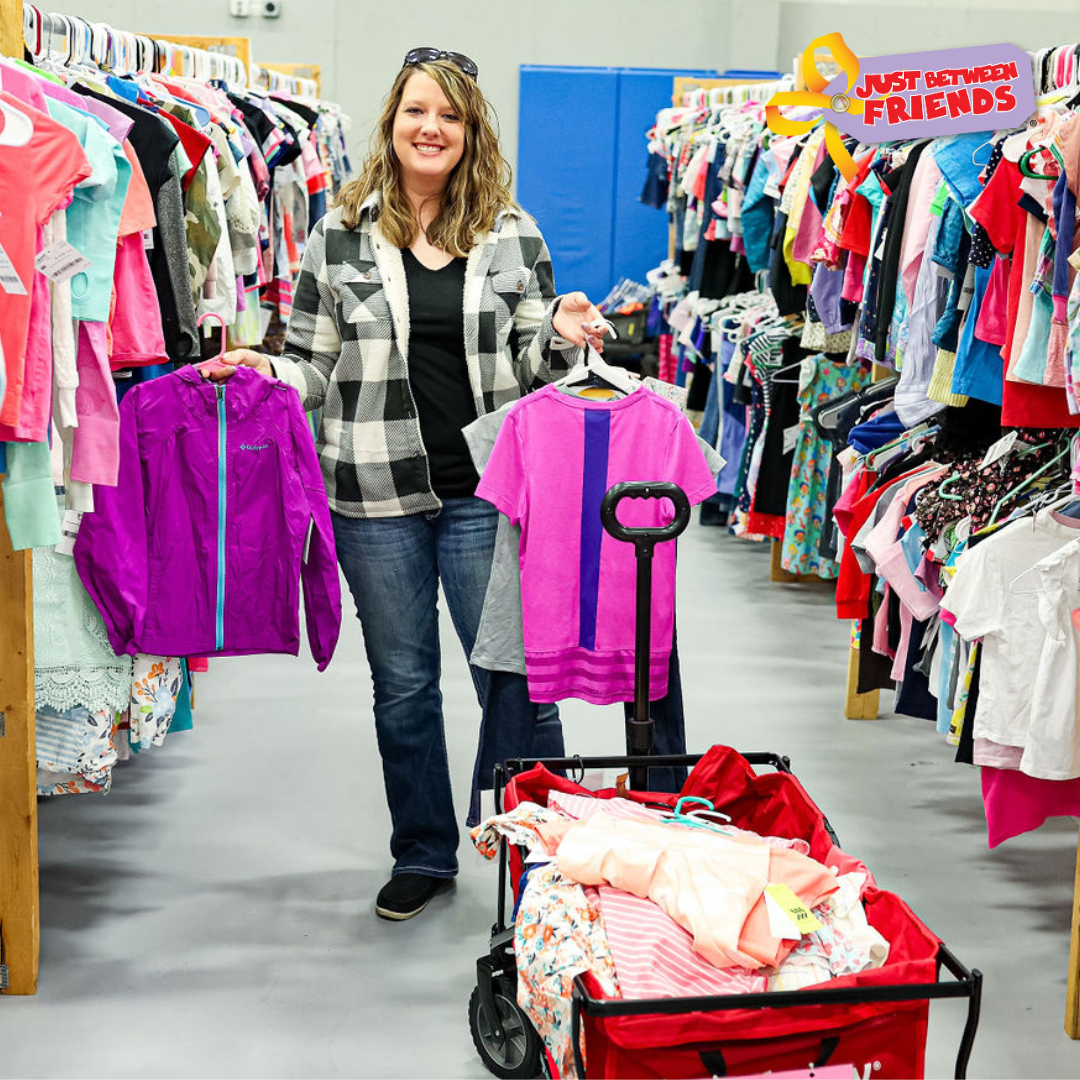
[[937, 473, 965, 501], [987, 443, 1073, 527], [663, 796, 733, 833]]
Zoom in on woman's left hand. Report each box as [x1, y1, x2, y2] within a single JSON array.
[[553, 292, 610, 352]]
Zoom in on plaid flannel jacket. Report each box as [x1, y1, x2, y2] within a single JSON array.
[[273, 194, 568, 518]]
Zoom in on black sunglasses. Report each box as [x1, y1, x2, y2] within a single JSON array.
[[402, 47, 478, 80]]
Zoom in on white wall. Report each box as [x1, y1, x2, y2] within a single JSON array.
[[58, 0, 739, 183], [49, 0, 1080, 187], [777, 0, 1080, 64]]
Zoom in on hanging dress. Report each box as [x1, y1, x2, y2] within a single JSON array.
[[782, 355, 872, 577]]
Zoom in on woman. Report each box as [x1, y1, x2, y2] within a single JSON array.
[[220, 49, 607, 920]]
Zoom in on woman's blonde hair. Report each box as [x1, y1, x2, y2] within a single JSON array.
[[336, 60, 516, 256]]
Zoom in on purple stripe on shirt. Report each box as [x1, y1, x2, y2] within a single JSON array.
[[578, 409, 610, 650]]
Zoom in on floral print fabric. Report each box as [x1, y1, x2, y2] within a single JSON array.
[[915, 430, 1059, 535], [35, 655, 184, 795], [469, 801, 561, 861], [782, 356, 872, 577], [129, 655, 184, 752], [515, 864, 619, 1079], [36, 704, 118, 796]]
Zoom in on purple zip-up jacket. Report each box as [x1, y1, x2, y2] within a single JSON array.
[[75, 366, 341, 670]]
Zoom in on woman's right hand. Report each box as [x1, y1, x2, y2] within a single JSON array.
[[209, 349, 274, 381]]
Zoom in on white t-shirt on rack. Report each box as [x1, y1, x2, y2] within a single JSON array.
[[1024, 538, 1080, 779], [941, 508, 1080, 777]]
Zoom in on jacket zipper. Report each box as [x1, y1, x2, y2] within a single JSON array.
[[215, 383, 227, 651]]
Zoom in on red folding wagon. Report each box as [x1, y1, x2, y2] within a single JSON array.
[[469, 482, 982, 1079]]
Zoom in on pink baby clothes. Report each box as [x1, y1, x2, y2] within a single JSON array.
[[476, 385, 716, 705], [0, 227, 53, 442], [597, 886, 769, 1000], [109, 234, 168, 368], [899, 152, 944, 305], [554, 813, 839, 969], [792, 192, 824, 267], [71, 321, 120, 486], [981, 767, 1080, 848], [864, 468, 948, 623]]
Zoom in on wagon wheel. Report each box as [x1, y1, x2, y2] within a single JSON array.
[[468, 985, 544, 1079]]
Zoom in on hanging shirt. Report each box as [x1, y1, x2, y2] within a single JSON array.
[[45, 97, 132, 324], [969, 158, 1080, 427], [475, 384, 716, 704], [942, 509, 1080, 776], [1023, 538, 1080, 779], [0, 90, 91, 427]]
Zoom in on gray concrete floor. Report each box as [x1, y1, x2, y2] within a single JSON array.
[[6, 524, 1080, 1078]]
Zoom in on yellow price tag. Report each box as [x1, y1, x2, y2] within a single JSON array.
[[765, 883, 823, 934]]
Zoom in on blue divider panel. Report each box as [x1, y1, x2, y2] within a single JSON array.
[[518, 66, 737, 302], [517, 67, 619, 303]]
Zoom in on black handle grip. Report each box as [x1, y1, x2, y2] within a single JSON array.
[[600, 482, 691, 546]]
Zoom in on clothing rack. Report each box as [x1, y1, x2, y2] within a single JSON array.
[[789, 36, 1080, 1026], [22, 9, 252, 88], [666, 74, 790, 263], [671, 73, 788, 108], [255, 61, 321, 99], [0, 1, 344, 997]]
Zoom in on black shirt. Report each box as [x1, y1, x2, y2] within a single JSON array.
[[402, 248, 479, 497], [72, 84, 197, 362]]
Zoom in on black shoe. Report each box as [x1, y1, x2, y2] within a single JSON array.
[[375, 873, 447, 921]]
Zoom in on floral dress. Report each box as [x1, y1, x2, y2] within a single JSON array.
[[782, 356, 872, 577], [515, 864, 619, 1079]]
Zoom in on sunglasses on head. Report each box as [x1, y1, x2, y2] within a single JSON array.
[[402, 47, 479, 80]]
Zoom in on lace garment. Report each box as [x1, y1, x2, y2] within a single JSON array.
[[33, 543, 132, 714]]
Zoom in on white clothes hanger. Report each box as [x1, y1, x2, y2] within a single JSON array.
[[556, 320, 638, 397], [0, 97, 34, 147]]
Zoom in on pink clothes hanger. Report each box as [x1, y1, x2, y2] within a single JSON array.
[[194, 313, 233, 378]]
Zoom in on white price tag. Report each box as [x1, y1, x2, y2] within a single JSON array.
[[54, 509, 83, 557], [783, 423, 801, 455], [0, 239, 27, 296], [763, 177, 782, 200], [35, 241, 91, 284], [979, 430, 1017, 471], [764, 889, 803, 941], [143, 228, 155, 250]]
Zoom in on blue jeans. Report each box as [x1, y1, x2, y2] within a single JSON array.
[[467, 670, 566, 827], [332, 497, 501, 878], [466, 638, 689, 827]]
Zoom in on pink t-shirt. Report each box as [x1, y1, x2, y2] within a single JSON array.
[[476, 385, 716, 705], [0, 90, 91, 428]]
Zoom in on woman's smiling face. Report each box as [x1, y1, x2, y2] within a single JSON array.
[[392, 70, 466, 186]]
